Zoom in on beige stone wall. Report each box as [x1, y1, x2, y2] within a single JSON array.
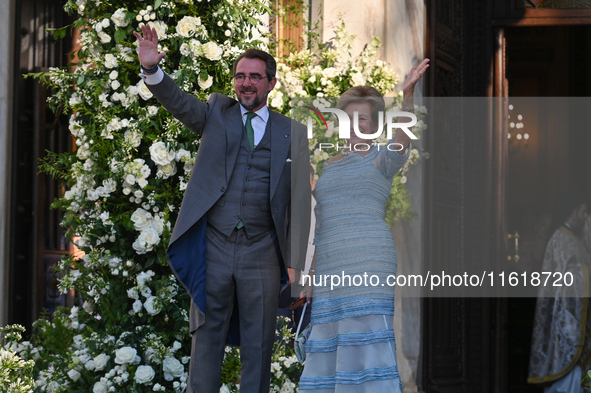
[[311, 0, 426, 96], [0, 0, 14, 327]]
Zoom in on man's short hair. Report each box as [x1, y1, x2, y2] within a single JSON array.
[[233, 49, 277, 81]]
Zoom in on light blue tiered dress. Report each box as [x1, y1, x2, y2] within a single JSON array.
[[299, 143, 409, 392]]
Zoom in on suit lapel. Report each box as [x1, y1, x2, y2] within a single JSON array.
[[269, 112, 291, 200], [223, 103, 243, 182]]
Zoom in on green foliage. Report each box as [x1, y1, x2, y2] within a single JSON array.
[[0, 325, 36, 393]]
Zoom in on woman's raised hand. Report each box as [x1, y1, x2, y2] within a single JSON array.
[[133, 24, 166, 69], [402, 58, 430, 96]]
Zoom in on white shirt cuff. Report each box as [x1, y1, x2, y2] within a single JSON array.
[[140, 67, 164, 85]]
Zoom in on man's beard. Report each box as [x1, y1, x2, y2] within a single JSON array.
[[238, 88, 268, 111]]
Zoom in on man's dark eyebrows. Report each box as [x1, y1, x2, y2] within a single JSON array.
[[234, 72, 263, 77]]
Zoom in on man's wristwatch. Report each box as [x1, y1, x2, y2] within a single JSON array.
[[141, 63, 159, 74]]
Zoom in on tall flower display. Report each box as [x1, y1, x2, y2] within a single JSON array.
[[25, 0, 271, 391], [23, 1, 425, 391]]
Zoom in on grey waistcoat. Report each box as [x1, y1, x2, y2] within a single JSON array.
[[207, 119, 274, 238]]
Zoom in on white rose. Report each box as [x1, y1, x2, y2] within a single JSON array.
[[104, 54, 118, 69], [140, 285, 152, 298], [220, 385, 231, 393], [101, 18, 110, 28], [96, 186, 110, 198], [76, 145, 90, 160], [114, 346, 137, 364], [149, 141, 176, 166], [189, 39, 202, 57], [158, 162, 177, 178], [93, 381, 108, 393], [111, 8, 128, 27], [147, 106, 158, 116], [132, 299, 143, 313], [134, 365, 155, 384], [93, 353, 110, 371], [124, 130, 141, 148], [144, 296, 160, 316], [131, 208, 151, 230], [137, 80, 153, 100], [127, 287, 139, 299], [109, 70, 118, 80], [98, 31, 111, 44], [137, 178, 148, 188], [85, 360, 95, 370], [270, 94, 284, 109], [108, 257, 121, 268], [351, 71, 366, 86], [175, 16, 200, 38], [126, 85, 138, 97], [86, 189, 99, 201], [150, 216, 165, 235], [198, 74, 213, 90], [67, 369, 81, 382], [111, 80, 120, 90], [83, 301, 94, 313], [163, 357, 184, 381], [147, 21, 168, 40], [202, 42, 223, 61], [175, 149, 191, 162], [133, 227, 160, 254]]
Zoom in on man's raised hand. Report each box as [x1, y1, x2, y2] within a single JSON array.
[[133, 24, 166, 70]]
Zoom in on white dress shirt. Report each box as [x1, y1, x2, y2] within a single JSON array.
[[240, 105, 268, 147]]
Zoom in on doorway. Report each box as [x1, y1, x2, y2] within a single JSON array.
[[504, 24, 591, 393]]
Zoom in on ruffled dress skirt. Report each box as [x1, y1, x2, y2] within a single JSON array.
[[298, 149, 403, 392]]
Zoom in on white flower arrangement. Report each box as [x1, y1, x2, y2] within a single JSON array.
[[23, 2, 421, 392], [0, 325, 35, 393], [25, 0, 275, 391]]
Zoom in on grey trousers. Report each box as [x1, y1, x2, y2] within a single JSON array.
[[188, 224, 281, 393]]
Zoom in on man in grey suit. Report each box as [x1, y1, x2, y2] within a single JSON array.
[[134, 25, 310, 393]]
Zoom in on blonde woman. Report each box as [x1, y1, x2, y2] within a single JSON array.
[[299, 59, 429, 392]]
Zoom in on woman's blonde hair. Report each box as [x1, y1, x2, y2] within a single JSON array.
[[336, 85, 385, 126]]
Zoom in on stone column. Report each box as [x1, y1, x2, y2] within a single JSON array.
[[0, 0, 15, 328]]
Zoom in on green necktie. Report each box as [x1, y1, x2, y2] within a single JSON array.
[[237, 112, 257, 229], [245, 112, 257, 149]]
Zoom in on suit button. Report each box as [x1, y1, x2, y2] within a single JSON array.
[[248, 166, 251, 170], [250, 154, 254, 159], [236, 215, 240, 219], [246, 178, 250, 182], [220, 187, 225, 192], [242, 203, 246, 206], [243, 188, 247, 193]]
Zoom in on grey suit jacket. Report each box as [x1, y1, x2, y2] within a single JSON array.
[[147, 73, 310, 271]]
